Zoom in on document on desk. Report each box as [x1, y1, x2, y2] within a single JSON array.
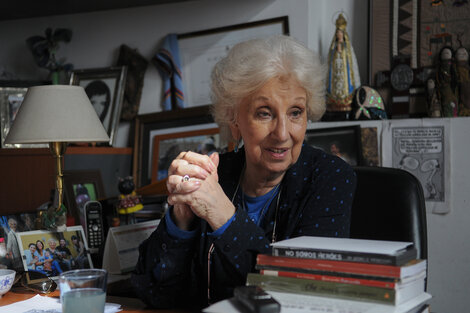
[[204, 291, 432, 313], [0, 294, 122, 313], [102, 219, 160, 274]]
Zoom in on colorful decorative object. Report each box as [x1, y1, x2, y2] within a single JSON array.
[[117, 177, 143, 215]]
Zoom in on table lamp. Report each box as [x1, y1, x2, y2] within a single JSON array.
[[5, 85, 109, 230]]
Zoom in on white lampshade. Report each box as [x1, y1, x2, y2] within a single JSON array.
[[5, 85, 109, 144]]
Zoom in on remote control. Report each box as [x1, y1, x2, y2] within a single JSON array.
[[234, 285, 281, 313]]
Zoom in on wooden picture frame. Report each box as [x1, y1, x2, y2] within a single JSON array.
[[16, 225, 92, 284], [69, 66, 128, 146], [151, 127, 221, 182], [133, 105, 214, 187], [305, 126, 363, 166], [178, 16, 289, 107], [63, 170, 105, 223]]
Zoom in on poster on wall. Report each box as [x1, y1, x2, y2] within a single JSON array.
[[382, 119, 451, 214]]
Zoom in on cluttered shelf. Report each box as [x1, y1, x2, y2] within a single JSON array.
[[0, 146, 133, 215]]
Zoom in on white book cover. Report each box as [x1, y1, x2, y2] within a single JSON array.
[[271, 236, 413, 255]]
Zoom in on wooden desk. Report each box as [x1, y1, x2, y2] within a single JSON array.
[[0, 289, 187, 313]]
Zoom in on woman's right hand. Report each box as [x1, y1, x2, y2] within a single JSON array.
[[166, 151, 217, 230]]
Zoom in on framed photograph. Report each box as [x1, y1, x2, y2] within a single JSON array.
[[305, 126, 363, 166], [0, 213, 40, 271], [16, 225, 92, 284], [133, 105, 214, 187], [178, 16, 289, 107], [0, 87, 49, 148], [69, 66, 128, 146], [63, 170, 105, 224], [151, 127, 222, 182]]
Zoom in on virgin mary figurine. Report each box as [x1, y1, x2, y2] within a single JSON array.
[[324, 13, 361, 120]]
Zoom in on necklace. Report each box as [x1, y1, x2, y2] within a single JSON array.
[[231, 166, 282, 243], [207, 167, 282, 303], [241, 184, 280, 227]]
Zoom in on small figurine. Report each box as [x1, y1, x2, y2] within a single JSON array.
[[117, 177, 143, 214], [436, 46, 458, 117], [455, 46, 470, 116], [324, 13, 361, 121], [425, 78, 442, 117]]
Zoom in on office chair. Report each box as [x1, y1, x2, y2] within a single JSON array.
[[350, 166, 428, 260]]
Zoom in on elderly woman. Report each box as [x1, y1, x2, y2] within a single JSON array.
[[131, 35, 356, 309]]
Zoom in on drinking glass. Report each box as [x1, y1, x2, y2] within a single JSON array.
[[59, 269, 108, 313]]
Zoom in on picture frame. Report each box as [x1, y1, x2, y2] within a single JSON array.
[[133, 105, 214, 187], [16, 225, 92, 284], [0, 86, 49, 148], [69, 66, 128, 146], [178, 16, 289, 107], [63, 170, 105, 224], [305, 126, 363, 166], [151, 127, 221, 182]]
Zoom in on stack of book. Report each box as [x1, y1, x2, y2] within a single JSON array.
[[247, 236, 430, 311]]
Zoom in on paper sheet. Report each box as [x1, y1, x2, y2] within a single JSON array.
[[381, 118, 451, 214], [102, 219, 160, 274], [204, 291, 432, 313], [0, 294, 122, 313]]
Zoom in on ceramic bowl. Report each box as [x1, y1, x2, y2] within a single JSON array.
[[0, 269, 16, 297]]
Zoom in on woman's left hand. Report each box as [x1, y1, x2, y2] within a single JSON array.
[[167, 152, 236, 231]]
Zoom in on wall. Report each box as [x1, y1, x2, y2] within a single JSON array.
[[0, 0, 467, 312]]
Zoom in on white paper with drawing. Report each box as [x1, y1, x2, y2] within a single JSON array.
[[382, 119, 451, 214]]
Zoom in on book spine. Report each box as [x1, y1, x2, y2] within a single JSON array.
[[260, 269, 398, 289], [257, 254, 402, 278], [272, 246, 401, 265], [247, 273, 397, 304]]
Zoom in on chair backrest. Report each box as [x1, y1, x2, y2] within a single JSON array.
[[350, 166, 428, 260]]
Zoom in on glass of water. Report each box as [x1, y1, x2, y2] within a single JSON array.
[[59, 269, 108, 313]]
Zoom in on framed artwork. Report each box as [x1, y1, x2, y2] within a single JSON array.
[[16, 225, 92, 284], [63, 170, 105, 223], [133, 105, 214, 187], [151, 127, 221, 182], [305, 126, 363, 166], [0, 87, 48, 148], [178, 16, 289, 107], [116, 44, 149, 121], [360, 127, 380, 167], [69, 66, 128, 146]]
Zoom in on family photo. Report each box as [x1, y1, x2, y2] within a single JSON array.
[[17, 226, 92, 280]]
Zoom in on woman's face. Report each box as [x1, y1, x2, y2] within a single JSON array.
[[49, 240, 56, 249], [36, 241, 43, 250], [90, 94, 108, 119], [231, 76, 307, 177], [336, 29, 344, 42]]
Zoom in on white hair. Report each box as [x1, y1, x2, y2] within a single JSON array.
[[211, 35, 326, 142]]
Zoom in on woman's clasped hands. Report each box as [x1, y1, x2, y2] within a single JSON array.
[[166, 151, 236, 232]]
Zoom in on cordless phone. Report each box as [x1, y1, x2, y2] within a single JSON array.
[[82, 201, 105, 254]]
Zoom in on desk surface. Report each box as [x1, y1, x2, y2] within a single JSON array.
[[0, 289, 187, 313]]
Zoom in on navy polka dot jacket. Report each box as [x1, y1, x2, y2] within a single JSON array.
[[131, 144, 357, 309]]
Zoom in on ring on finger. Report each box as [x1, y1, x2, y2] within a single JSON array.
[[182, 174, 190, 182]]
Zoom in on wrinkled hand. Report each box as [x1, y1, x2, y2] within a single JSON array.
[[167, 151, 235, 231]]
